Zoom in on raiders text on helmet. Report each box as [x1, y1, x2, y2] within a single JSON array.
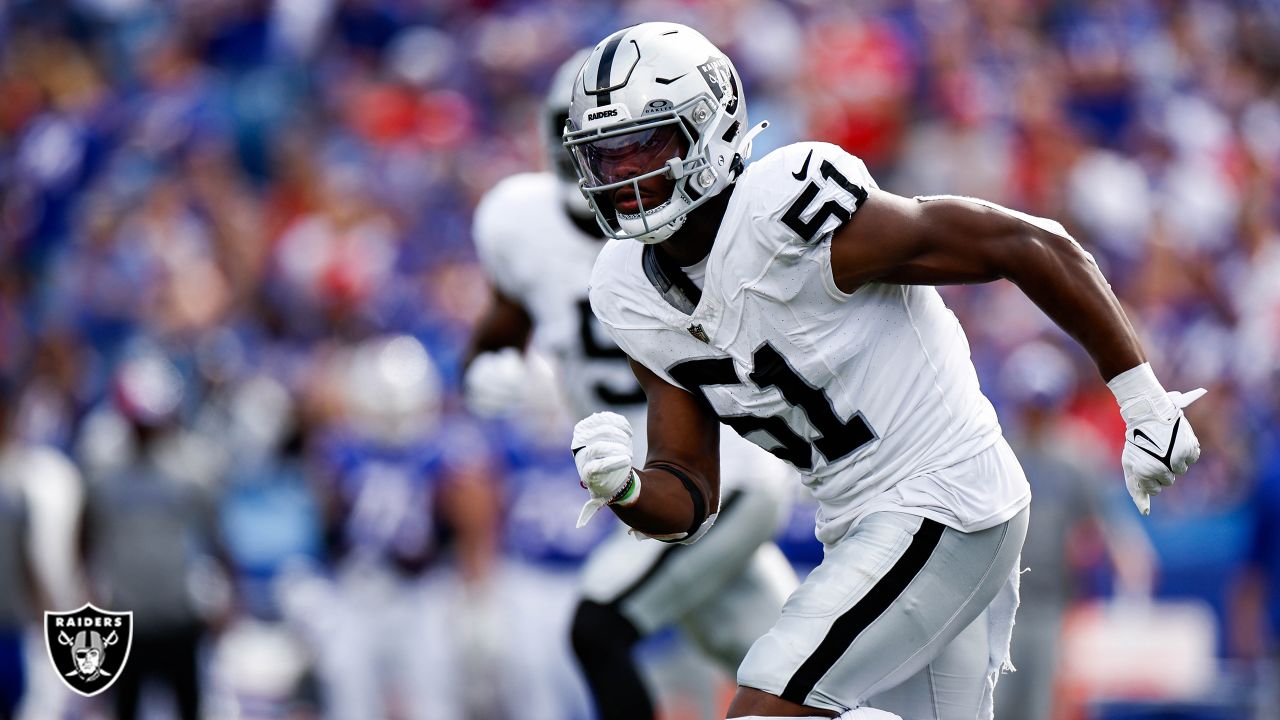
[[564, 22, 768, 243]]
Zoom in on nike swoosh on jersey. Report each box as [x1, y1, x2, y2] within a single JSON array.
[[792, 149, 813, 180], [1129, 417, 1181, 471]]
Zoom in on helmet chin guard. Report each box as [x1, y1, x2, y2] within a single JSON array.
[[617, 197, 687, 244], [563, 22, 764, 244]]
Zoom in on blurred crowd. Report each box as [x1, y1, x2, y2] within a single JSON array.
[[1, 0, 1279, 719]]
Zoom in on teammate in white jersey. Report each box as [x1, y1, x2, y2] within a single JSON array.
[[466, 51, 798, 720], [563, 22, 1205, 720]]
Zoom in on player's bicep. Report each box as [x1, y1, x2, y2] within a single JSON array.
[[629, 358, 720, 481], [830, 190, 1025, 291]]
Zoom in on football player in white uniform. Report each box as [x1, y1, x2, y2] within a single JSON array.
[[563, 22, 1205, 720], [466, 51, 799, 720]]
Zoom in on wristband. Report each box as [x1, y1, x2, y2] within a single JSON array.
[[609, 470, 642, 507], [1106, 362, 1175, 423]]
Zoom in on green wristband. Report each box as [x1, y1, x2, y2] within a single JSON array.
[[610, 470, 642, 507]]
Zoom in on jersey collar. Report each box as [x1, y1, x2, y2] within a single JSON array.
[[642, 244, 702, 315]]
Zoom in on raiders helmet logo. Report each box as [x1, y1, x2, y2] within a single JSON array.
[[696, 57, 739, 115], [44, 603, 133, 697]]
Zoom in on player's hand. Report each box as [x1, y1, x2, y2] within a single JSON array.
[[1108, 364, 1206, 515], [464, 349, 529, 418], [571, 412, 640, 527]]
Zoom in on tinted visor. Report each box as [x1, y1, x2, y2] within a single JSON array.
[[580, 124, 682, 186]]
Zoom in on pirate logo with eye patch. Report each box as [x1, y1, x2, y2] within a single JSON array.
[[45, 604, 133, 696]]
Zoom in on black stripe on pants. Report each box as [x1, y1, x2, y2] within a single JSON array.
[[781, 518, 946, 704]]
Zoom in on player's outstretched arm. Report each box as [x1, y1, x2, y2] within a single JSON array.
[[829, 190, 1204, 514], [831, 191, 1143, 379], [571, 358, 721, 542]]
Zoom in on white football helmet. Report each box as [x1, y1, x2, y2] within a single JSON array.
[[563, 22, 767, 244], [344, 334, 443, 445], [543, 49, 593, 218]]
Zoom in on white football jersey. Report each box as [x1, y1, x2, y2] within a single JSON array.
[[589, 142, 1031, 543], [474, 172, 791, 492]]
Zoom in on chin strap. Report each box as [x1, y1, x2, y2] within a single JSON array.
[[730, 120, 770, 180]]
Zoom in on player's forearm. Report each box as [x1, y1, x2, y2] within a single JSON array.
[[610, 463, 718, 537], [1003, 230, 1145, 381], [465, 325, 526, 367], [464, 292, 533, 367]]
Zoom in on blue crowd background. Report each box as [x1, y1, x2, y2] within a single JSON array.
[[1, 1, 1278, 719]]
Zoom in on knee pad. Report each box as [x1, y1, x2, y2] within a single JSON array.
[[570, 600, 641, 660]]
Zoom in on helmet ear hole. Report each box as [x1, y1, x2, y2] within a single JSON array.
[[729, 154, 745, 179]]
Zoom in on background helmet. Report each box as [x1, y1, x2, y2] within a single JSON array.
[[564, 22, 766, 244], [543, 49, 594, 218], [343, 334, 443, 445]]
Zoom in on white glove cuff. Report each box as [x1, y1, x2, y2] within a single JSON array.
[[611, 470, 641, 507], [574, 470, 640, 529], [1107, 362, 1175, 423]]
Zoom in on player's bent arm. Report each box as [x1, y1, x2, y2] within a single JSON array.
[[619, 358, 721, 537], [830, 190, 1143, 380], [462, 289, 536, 418], [463, 289, 533, 368], [571, 357, 721, 540]]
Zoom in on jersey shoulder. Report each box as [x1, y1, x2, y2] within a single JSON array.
[[473, 171, 558, 255], [473, 172, 562, 297], [714, 142, 878, 285], [587, 239, 665, 333], [735, 141, 878, 224]]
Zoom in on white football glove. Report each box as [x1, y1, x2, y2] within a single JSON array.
[[571, 412, 640, 527], [464, 348, 529, 418], [1107, 363, 1206, 515]]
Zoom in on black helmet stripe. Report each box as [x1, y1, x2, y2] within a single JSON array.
[[585, 28, 642, 107], [596, 32, 623, 106]]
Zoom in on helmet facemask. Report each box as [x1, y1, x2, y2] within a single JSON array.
[[565, 94, 730, 244]]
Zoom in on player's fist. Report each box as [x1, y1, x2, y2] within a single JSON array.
[[571, 412, 640, 527], [1108, 363, 1206, 515], [464, 349, 529, 418]]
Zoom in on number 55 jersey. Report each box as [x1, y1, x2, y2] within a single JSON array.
[[589, 142, 1031, 545]]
